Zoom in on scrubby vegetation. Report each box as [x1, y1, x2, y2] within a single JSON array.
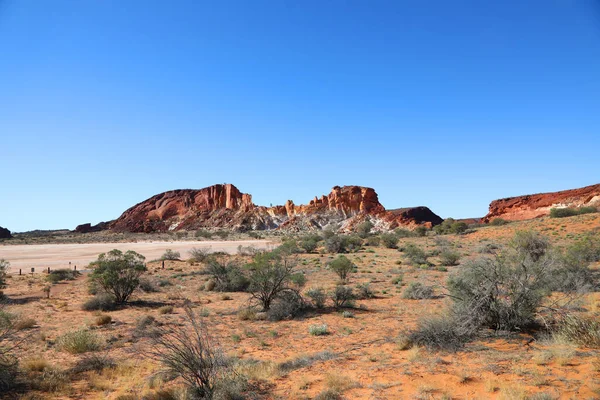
[[550, 206, 597, 218], [88, 249, 147, 304]]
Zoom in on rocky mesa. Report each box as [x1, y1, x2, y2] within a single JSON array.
[[483, 183, 600, 222], [0, 226, 12, 239], [108, 184, 442, 233]]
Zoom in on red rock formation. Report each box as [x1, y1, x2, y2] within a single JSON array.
[[108, 184, 442, 232], [483, 183, 600, 223]]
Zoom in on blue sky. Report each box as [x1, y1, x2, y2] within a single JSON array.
[[1, 1, 599, 232]]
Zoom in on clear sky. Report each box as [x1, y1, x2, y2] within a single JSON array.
[[1, 1, 599, 232]]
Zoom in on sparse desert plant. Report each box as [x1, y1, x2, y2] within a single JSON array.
[[328, 255, 355, 283], [309, 324, 329, 336], [306, 287, 327, 309], [46, 268, 80, 283], [237, 307, 257, 321], [0, 307, 20, 390], [406, 313, 474, 350], [325, 234, 362, 253], [195, 229, 213, 239], [490, 218, 509, 226], [0, 260, 9, 296], [331, 285, 355, 309], [88, 249, 147, 304], [94, 314, 112, 326], [56, 329, 102, 354], [356, 220, 374, 238], [189, 247, 212, 263], [434, 218, 469, 235], [380, 232, 399, 249], [554, 314, 600, 348], [82, 293, 117, 311], [402, 282, 434, 299], [139, 277, 159, 293], [158, 305, 174, 315], [414, 226, 428, 237], [246, 251, 298, 311], [144, 306, 229, 399], [550, 206, 597, 218], [267, 290, 305, 321], [403, 244, 428, 266], [205, 257, 249, 292], [355, 283, 375, 299], [439, 249, 461, 266], [161, 249, 181, 260]]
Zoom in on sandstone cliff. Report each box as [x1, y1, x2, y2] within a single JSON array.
[[107, 184, 441, 233], [483, 183, 600, 222]]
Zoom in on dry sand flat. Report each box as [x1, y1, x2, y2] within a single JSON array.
[[0, 239, 276, 273]]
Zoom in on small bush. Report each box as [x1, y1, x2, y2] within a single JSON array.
[[70, 354, 116, 374], [365, 236, 381, 246], [139, 278, 159, 293], [306, 287, 327, 309], [46, 269, 80, 284], [355, 283, 375, 299], [237, 308, 257, 321], [402, 282, 434, 299], [205, 257, 249, 292], [439, 249, 460, 266], [82, 294, 117, 311], [328, 255, 355, 283], [14, 317, 36, 330], [403, 244, 428, 266], [434, 218, 469, 235], [56, 329, 102, 354], [189, 247, 212, 263], [414, 226, 428, 237], [554, 314, 600, 348], [331, 285, 355, 309], [195, 230, 213, 239], [161, 249, 181, 260], [267, 291, 305, 321], [309, 324, 329, 336], [342, 310, 354, 318], [94, 314, 112, 326], [394, 228, 415, 238], [380, 232, 399, 249], [489, 218, 509, 226], [158, 306, 174, 315], [325, 235, 362, 254], [356, 220, 374, 238], [407, 314, 474, 350]]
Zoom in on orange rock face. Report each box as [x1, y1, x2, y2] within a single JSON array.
[[108, 184, 442, 232], [483, 183, 600, 222]]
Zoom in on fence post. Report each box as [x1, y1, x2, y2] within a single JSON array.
[[48, 267, 50, 274], [19, 269, 21, 275]]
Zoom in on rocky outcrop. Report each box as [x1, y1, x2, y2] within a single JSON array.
[[0, 226, 11, 239], [75, 221, 112, 233], [108, 184, 442, 233], [483, 183, 600, 222]]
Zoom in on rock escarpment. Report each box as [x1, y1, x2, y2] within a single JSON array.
[[483, 183, 600, 222], [0, 226, 12, 239], [106, 184, 441, 233]]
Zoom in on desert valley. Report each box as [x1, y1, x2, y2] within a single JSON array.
[[1, 183, 599, 400]]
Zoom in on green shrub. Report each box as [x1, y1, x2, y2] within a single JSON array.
[[195, 229, 213, 239], [308, 324, 329, 336], [328, 255, 355, 283], [550, 206, 597, 218], [306, 287, 326, 309], [403, 244, 428, 266], [356, 221, 374, 238], [88, 249, 147, 304], [331, 285, 355, 309], [325, 235, 362, 253], [414, 226, 428, 237], [56, 329, 102, 354], [402, 282, 434, 299], [299, 234, 321, 253], [246, 251, 298, 311], [205, 257, 249, 292], [380, 233, 399, 249], [490, 218, 509, 226], [267, 291, 305, 321], [0, 260, 9, 295], [407, 313, 474, 350], [46, 269, 80, 284], [439, 249, 460, 266], [434, 218, 469, 235]]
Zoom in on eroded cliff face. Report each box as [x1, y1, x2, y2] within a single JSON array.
[[483, 183, 600, 222], [107, 184, 441, 232]]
